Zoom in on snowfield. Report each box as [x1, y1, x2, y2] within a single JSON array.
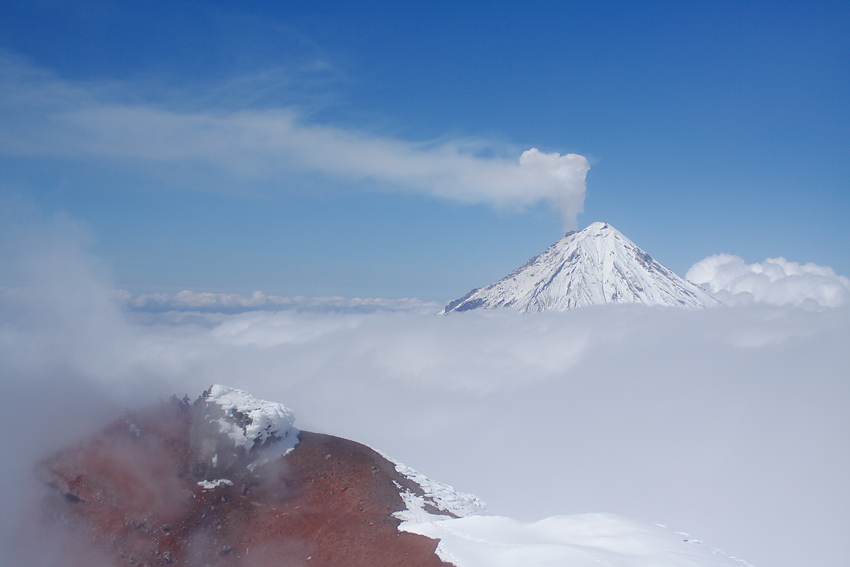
[[401, 513, 753, 567], [390, 452, 753, 567]]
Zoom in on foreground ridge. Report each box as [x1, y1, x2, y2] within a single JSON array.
[[441, 222, 718, 313], [33, 386, 751, 567], [37, 386, 455, 567]]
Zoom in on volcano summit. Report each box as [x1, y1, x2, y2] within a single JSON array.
[[441, 222, 718, 313]]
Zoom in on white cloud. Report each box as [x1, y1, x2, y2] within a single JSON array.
[[687, 254, 850, 308], [0, 55, 589, 230], [2, 215, 849, 567], [111, 289, 435, 314]]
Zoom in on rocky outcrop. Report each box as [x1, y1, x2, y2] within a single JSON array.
[[188, 385, 298, 480], [37, 393, 453, 567]]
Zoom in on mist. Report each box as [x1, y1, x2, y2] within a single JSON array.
[[1, 215, 848, 567]]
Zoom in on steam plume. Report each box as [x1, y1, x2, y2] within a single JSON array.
[[518, 148, 589, 231], [0, 56, 589, 229]]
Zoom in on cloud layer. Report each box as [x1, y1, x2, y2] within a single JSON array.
[[687, 254, 850, 308], [111, 289, 435, 314], [2, 216, 849, 567], [0, 55, 589, 230]]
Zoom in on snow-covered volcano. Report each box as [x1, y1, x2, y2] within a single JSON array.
[[441, 222, 718, 313]]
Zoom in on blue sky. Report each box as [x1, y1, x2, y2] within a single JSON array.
[[1, 0, 848, 300]]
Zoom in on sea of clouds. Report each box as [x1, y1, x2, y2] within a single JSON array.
[[1, 215, 848, 567]]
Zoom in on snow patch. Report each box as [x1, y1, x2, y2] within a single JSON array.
[[376, 453, 487, 522], [380, 451, 754, 566], [199, 385, 300, 470], [197, 478, 233, 490], [394, 461, 488, 520], [400, 513, 756, 567], [207, 384, 297, 448]]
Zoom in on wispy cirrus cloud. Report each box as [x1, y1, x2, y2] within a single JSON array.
[[0, 55, 589, 230]]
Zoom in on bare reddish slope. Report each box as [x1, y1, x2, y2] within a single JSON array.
[[39, 402, 452, 567]]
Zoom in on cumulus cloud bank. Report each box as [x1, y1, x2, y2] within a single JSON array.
[[0, 55, 589, 230], [2, 215, 849, 567], [687, 254, 850, 308]]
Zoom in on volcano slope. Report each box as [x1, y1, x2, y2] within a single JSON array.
[[37, 397, 452, 567]]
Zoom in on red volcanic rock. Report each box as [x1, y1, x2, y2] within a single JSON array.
[[38, 399, 453, 567]]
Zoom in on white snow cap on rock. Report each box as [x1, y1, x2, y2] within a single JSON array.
[[206, 384, 298, 449], [687, 254, 850, 308]]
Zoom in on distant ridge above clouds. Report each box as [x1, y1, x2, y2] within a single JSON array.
[[441, 222, 719, 314], [111, 289, 436, 314]]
